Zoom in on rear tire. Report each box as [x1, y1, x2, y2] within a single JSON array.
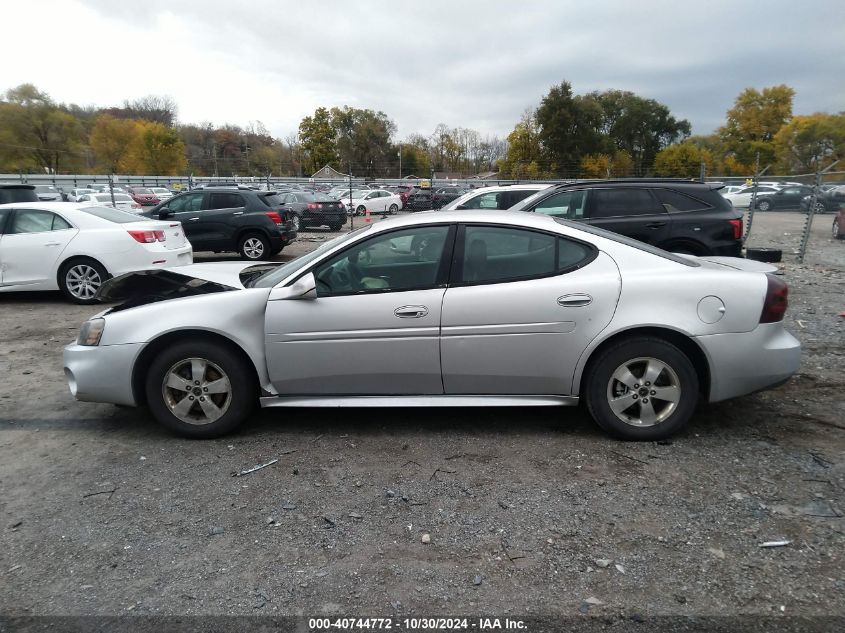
[[290, 214, 301, 231], [58, 258, 110, 304], [356, 205, 366, 216], [833, 219, 843, 239], [757, 199, 773, 212], [145, 340, 256, 438], [238, 233, 269, 260], [388, 204, 399, 214], [585, 337, 699, 441]]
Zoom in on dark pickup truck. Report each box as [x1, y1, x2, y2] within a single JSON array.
[[143, 188, 297, 260]]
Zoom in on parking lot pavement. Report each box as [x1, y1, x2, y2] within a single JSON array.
[[0, 213, 843, 617]]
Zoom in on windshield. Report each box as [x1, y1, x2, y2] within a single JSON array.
[[34, 185, 59, 193], [95, 194, 133, 202], [251, 227, 371, 288]]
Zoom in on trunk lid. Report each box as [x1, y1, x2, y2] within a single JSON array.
[[129, 219, 189, 250]]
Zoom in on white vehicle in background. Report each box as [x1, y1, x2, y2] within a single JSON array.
[[76, 193, 142, 213], [440, 184, 554, 211], [150, 187, 174, 201], [719, 185, 745, 196], [342, 189, 403, 215], [0, 203, 192, 303], [67, 188, 96, 202], [33, 185, 63, 201], [723, 185, 783, 209]]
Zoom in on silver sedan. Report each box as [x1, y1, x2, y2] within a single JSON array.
[[63, 210, 801, 440]]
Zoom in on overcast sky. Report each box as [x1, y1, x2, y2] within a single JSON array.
[[3, 0, 844, 141]]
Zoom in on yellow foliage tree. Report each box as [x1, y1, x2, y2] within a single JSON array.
[[653, 142, 715, 178], [89, 114, 138, 173], [774, 113, 845, 173], [125, 120, 187, 175]]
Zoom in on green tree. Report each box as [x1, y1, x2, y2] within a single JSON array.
[[0, 84, 86, 173], [590, 90, 690, 174], [298, 107, 338, 175], [499, 110, 545, 178], [330, 106, 396, 177]]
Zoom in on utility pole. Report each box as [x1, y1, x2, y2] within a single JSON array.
[[212, 144, 219, 178], [398, 147, 402, 180], [744, 153, 771, 243]]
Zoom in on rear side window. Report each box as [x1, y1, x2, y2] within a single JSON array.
[[167, 193, 203, 212], [589, 188, 663, 218], [459, 226, 594, 284], [653, 189, 711, 212], [208, 193, 244, 209], [0, 208, 10, 232]]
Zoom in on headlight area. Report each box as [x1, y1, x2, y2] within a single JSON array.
[[77, 318, 105, 346]]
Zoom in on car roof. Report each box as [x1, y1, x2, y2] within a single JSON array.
[[365, 209, 561, 233]]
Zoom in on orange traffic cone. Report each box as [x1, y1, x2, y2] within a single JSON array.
[[364, 208, 371, 223]]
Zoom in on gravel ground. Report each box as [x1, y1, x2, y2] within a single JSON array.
[[0, 211, 843, 621]]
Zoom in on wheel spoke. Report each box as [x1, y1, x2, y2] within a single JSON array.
[[166, 372, 190, 392], [612, 366, 638, 389], [190, 359, 207, 383], [203, 376, 230, 395], [639, 399, 658, 425], [171, 395, 195, 418], [609, 392, 638, 414], [198, 397, 223, 421], [642, 360, 666, 385], [651, 385, 680, 403]]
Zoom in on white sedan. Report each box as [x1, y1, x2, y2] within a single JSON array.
[[723, 185, 782, 209], [343, 189, 403, 215], [0, 202, 192, 303], [77, 192, 142, 213], [150, 187, 174, 201], [67, 188, 96, 202]]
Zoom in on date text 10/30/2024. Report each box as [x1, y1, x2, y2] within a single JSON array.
[[309, 618, 527, 630]]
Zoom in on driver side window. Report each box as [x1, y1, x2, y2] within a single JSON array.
[[314, 226, 451, 297]]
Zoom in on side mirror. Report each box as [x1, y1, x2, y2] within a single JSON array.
[[287, 273, 317, 299], [159, 209, 173, 219], [455, 204, 468, 210]]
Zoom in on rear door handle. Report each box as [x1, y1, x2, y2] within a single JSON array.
[[557, 293, 592, 307], [188, 217, 200, 221], [233, 211, 243, 215], [44, 242, 62, 247], [646, 222, 666, 228], [394, 305, 429, 318]]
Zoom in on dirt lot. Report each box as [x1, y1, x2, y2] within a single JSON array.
[[1, 212, 843, 622]]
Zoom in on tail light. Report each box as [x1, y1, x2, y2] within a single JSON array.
[[265, 211, 283, 224], [729, 219, 743, 240], [128, 229, 165, 243], [759, 273, 788, 323]]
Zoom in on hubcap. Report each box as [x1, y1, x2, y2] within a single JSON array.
[[292, 216, 300, 231], [66, 264, 102, 299], [243, 238, 264, 258], [162, 357, 232, 425], [606, 356, 681, 427]]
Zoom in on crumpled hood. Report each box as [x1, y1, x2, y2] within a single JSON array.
[[97, 261, 278, 310]]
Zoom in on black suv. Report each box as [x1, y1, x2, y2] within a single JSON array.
[[142, 188, 297, 260], [0, 184, 38, 204], [509, 179, 743, 256]]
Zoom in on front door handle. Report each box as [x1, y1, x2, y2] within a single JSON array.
[[44, 241, 62, 247], [646, 222, 666, 228], [394, 305, 429, 318], [188, 217, 200, 221], [233, 211, 243, 215], [557, 293, 592, 307]]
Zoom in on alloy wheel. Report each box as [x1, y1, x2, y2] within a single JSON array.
[[65, 264, 102, 300], [606, 356, 681, 427], [161, 357, 232, 425], [243, 237, 265, 258]]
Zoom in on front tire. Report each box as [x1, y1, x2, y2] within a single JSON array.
[[145, 340, 257, 438], [58, 258, 109, 304], [356, 205, 366, 216], [757, 199, 773, 212], [290, 214, 301, 231], [585, 337, 699, 441], [238, 233, 269, 260], [834, 218, 843, 239], [388, 203, 399, 214]]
